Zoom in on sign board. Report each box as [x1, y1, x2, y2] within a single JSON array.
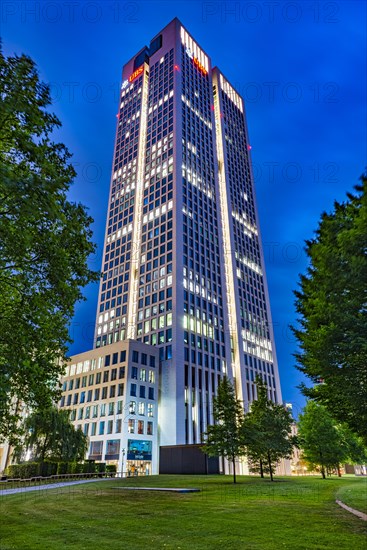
[[127, 439, 152, 461]]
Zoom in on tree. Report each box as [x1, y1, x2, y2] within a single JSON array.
[[297, 401, 346, 478], [293, 176, 367, 443], [243, 376, 294, 481], [17, 407, 87, 462], [202, 376, 246, 483], [337, 424, 367, 468], [0, 49, 99, 440]]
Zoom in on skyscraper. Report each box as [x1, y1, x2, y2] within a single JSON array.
[[60, 18, 282, 475]]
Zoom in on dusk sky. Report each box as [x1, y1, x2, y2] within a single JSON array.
[[2, 0, 366, 415]]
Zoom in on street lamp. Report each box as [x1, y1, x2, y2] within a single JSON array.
[[121, 448, 126, 478]]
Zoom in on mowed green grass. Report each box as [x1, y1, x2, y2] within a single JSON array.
[[0, 475, 366, 550], [336, 478, 367, 513]]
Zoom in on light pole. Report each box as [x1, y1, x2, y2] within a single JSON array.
[[121, 448, 126, 478]]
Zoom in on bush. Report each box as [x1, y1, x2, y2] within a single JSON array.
[[6, 462, 58, 479], [7, 463, 39, 479], [39, 462, 58, 477], [83, 461, 95, 474], [57, 462, 70, 475], [69, 462, 83, 475], [105, 464, 117, 477], [96, 462, 106, 477], [6, 461, 91, 479]]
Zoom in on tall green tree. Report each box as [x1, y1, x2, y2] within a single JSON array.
[[298, 401, 346, 478], [202, 376, 246, 483], [0, 49, 99, 441], [243, 376, 294, 481], [18, 407, 87, 462], [337, 424, 367, 469], [293, 176, 367, 443]]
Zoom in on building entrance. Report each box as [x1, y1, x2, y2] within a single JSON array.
[[126, 460, 151, 476]]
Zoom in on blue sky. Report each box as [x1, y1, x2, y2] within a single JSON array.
[[2, 0, 366, 415]]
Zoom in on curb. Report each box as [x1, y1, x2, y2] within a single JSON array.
[[336, 499, 367, 521]]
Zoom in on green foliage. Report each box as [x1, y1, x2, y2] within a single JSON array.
[[6, 461, 57, 479], [0, 48, 99, 441], [19, 407, 88, 462], [6, 460, 103, 479], [96, 462, 106, 477], [298, 401, 347, 478], [106, 464, 117, 477], [243, 376, 294, 481], [293, 176, 367, 443], [7, 462, 40, 479], [71, 462, 84, 475], [56, 462, 70, 475], [39, 461, 58, 477], [339, 426, 367, 465], [202, 376, 246, 483]]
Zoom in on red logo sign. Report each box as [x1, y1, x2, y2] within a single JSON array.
[[193, 57, 208, 76], [129, 66, 144, 83]]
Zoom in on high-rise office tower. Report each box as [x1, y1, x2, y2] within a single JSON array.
[[60, 18, 282, 474], [95, 17, 283, 443]]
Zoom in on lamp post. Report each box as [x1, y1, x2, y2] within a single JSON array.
[[121, 448, 126, 478]]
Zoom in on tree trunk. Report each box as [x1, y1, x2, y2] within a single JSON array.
[[337, 464, 341, 477], [259, 459, 264, 478], [319, 450, 325, 479], [40, 434, 49, 463], [267, 451, 273, 482], [232, 456, 236, 484]]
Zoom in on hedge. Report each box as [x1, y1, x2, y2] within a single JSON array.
[[6, 460, 109, 479], [6, 462, 57, 479]]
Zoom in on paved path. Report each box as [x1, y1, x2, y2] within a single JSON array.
[[0, 478, 110, 496], [336, 499, 367, 521], [113, 487, 200, 493]]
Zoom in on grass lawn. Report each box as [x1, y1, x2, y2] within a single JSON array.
[[336, 478, 367, 513], [0, 475, 366, 549]]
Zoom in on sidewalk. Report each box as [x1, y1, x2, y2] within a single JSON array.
[[0, 478, 109, 496]]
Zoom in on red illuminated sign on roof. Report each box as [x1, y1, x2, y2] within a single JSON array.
[[129, 66, 144, 83], [193, 57, 208, 76]]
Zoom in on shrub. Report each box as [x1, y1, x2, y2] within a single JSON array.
[[39, 462, 58, 477], [6, 462, 58, 479], [83, 461, 95, 474], [70, 462, 83, 475], [7, 463, 39, 479], [96, 462, 106, 477], [106, 464, 117, 477], [57, 462, 70, 475], [6, 461, 93, 479]]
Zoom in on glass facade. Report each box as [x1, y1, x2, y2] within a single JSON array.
[[62, 19, 282, 461]]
